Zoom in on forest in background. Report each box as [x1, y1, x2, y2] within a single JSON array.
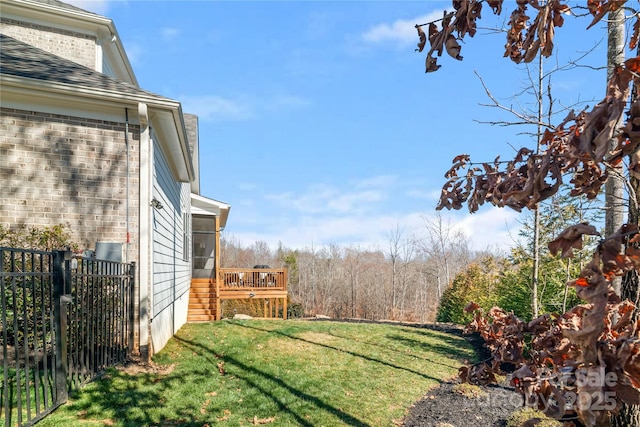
[[219, 190, 601, 324]]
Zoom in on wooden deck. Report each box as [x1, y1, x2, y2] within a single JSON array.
[[187, 268, 288, 322]]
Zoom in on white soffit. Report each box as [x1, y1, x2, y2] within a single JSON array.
[[191, 193, 230, 228]]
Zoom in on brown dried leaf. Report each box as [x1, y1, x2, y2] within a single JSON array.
[[548, 223, 600, 258], [445, 34, 463, 60], [415, 25, 426, 52], [428, 22, 445, 57], [464, 301, 481, 313], [630, 149, 640, 180], [615, 383, 640, 405], [586, 0, 627, 30], [485, 0, 503, 15], [425, 55, 442, 73], [459, 362, 497, 385], [504, 6, 529, 63], [631, 15, 640, 50], [625, 56, 640, 74], [425, 55, 441, 73]]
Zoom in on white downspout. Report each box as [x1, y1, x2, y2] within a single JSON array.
[[138, 102, 152, 361]]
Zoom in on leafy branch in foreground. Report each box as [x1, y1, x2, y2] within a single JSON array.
[[436, 57, 640, 214], [416, 0, 639, 73], [460, 223, 640, 427], [416, 1, 640, 426]]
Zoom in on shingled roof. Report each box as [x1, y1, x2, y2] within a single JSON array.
[[0, 33, 174, 104], [28, 0, 102, 17]]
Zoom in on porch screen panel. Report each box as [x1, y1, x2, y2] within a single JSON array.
[[192, 215, 216, 279]]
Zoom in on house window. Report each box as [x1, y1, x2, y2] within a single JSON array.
[[183, 212, 189, 262]]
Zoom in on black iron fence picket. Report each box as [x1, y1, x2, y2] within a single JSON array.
[[1, 248, 135, 427], [65, 254, 135, 389]]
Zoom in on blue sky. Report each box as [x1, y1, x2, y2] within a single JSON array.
[[71, 0, 610, 252]]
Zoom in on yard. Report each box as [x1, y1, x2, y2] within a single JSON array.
[[34, 319, 477, 427]]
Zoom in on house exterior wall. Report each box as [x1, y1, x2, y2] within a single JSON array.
[[0, 17, 96, 69], [0, 107, 140, 257], [150, 137, 191, 353], [0, 105, 143, 349]]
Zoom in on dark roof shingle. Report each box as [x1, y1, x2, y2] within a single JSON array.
[[0, 33, 175, 104], [29, 0, 103, 17]]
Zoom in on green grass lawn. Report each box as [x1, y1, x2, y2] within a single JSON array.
[[35, 320, 475, 427]]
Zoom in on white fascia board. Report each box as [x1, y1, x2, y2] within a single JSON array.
[[191, 193, 230, 228], [173, 106, 196, 182], [191, 205, 220, 217], [1, 77, 137, 122], [2, 0, 111, 36], [97, 24, 138, 86], [149, 110, 194, 183], [1, 76, 194, 182], [1, 75, 174, 117]]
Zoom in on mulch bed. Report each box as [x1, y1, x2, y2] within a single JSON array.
[[402, 380, 523, 427], [400, 323, 523, 427]]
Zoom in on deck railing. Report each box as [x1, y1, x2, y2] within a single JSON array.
[[219, 268, 287, 291], [216, 268, 288, 319]]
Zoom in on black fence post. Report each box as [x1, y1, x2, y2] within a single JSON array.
[[53, 250, 71, 405], [129, 261, 136, 354]]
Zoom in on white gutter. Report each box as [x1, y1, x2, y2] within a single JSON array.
[[0, 75, 175, 111], [138, 102, 152, 361], [1, 76, 195, 182]]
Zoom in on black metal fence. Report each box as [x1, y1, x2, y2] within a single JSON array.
[[1, 248, 135, 427]]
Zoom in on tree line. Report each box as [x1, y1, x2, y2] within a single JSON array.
[[220, 195, 596, 324]]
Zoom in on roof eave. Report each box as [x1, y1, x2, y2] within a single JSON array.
[[1, 74, 194, 182], [191, 193, 231, 229], [3, 0, 139, 86]]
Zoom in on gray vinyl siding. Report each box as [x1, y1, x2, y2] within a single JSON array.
[[151, 138, 191, 321]]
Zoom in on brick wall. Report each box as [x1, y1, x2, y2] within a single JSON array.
[[0, 108, 140, 258], [1, 18, 96, 69], [1, 107, 144, 352]]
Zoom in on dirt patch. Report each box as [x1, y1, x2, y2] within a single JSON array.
[[115, 355, 175, 376]]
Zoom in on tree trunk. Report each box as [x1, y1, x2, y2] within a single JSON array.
[[612, 172, 640, 427], [609, 6, 640, 426], [605, 6, 626, 295]]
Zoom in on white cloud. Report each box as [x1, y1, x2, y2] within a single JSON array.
[[361, 12, 442, 47], [181, 95, 254, 121], [226, 206, 521, 255], [161, 27, 180, 41], [181, 93, 310, 122], [265, 95, 311, 111], [237, 182, 257, 192], [265, 185, 337, 214], [453, 207, 522, 252], [228, 177, 523, 254], [353, 174, 397, 189], [265, 176, 394, 215]]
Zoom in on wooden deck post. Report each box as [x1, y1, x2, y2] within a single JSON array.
[[215, 215, 221, 320], [283, 268, 288, 319]]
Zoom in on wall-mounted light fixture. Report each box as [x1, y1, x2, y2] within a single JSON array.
[[150, 198, 163, 210]]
